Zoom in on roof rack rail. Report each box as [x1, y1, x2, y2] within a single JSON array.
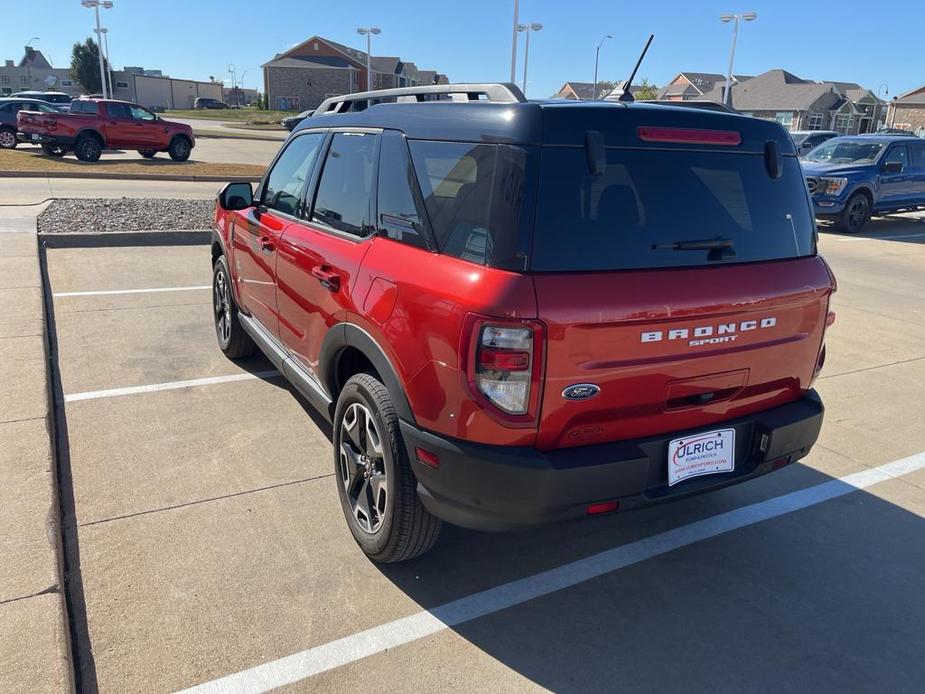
[[313, 82, 526, 116]]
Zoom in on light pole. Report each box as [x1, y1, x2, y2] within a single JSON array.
[[94, 27, 113, 97], [592, 34, 613, 100], [719, 11, 756, 106], [227, 64, 236, 106], [516, 23, 542, 96], [875, 83, 888, 132], [356, 27, 381, 92], [510, 0, 519, 83], [25, 37, 39, 88], [81, 0, 113, 99]]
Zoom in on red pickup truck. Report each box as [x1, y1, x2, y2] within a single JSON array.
[[17, 98, 195, 162]]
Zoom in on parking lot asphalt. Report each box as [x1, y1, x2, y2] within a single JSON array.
[[43, 215, 925, 693], [15, 135, 283, 166]]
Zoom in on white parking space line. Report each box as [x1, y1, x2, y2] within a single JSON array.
[[53, 285, 211, 298], [64, 371, 280, 403], [178, 451, 925, 694]]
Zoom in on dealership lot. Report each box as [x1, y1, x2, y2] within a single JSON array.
[[43, 218, 925, 692]]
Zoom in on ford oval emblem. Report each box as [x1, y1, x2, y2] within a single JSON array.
[[561, 383, 600, 400]]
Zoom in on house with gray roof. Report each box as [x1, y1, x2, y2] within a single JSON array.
[[887, 85, 925, 134], [658, 72, 753, 101], [699, 69, 884, 134], [262, 35, 447, 111]]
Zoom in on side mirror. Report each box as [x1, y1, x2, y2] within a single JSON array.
[[882, 161, 903, 174], [218, 181, 254, 211]]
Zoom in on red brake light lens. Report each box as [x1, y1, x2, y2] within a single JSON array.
[[637, 126, 742, 146], [587, 500, 620, 516]]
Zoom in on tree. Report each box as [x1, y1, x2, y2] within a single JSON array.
[[636, 78, 659, 101], [70, 38, 109, 94]]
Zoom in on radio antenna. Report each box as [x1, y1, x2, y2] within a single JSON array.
[[619, 34, 654, 102]]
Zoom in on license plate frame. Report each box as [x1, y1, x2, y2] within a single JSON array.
[[667, 428, 735, 486]]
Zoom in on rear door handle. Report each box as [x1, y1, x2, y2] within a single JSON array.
[[311, 265, 340, 291], [259, 235, 274, 252]]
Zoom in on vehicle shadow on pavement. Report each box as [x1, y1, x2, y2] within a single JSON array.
[[374, 464, 925, 692], [819, 214, 925, 243]]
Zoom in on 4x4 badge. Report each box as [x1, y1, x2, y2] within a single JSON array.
[[562, 384, 600, 400]]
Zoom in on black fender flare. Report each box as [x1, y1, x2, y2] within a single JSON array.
[[320, 323, 416, 424]]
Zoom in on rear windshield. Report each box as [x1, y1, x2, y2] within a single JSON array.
[[69, 100, 97, 114], [531, 148, 815, 272]]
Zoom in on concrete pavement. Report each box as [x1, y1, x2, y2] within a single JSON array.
[[1, 178, 222, 205], [0, 205, 72, 693], [38, 214, 925, 692]]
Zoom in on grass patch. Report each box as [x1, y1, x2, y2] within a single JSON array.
[[0, 147, 264, 178]]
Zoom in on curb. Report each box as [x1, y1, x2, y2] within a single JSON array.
[[40, 229, 211, 248], [193, 129, 286, 142], [0, 171, 260, 183]]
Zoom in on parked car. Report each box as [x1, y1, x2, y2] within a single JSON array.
[[281, 109, 315, 131], [875, 127, 918, 137], [210, 83, 834, 562], [802, 135, 925, 232], [194, 97, 229, 110], [17, 98, 195, 162], [10, 90, 73, 105], [791, 130, 838, 157], [0, 97, 63, 149]]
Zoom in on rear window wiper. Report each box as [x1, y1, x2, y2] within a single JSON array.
[[651, 237, 734, 251]]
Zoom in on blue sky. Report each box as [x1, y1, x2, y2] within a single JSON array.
[[3, 0, 921, 100]]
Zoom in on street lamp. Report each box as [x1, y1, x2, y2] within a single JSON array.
[[25, 38, 39, 88], [227, 64, 236, 106], [874, 83, 889, 132], [516, 23, 542, 96], [81, 0, 113, 99], [719, 11, 756, 107], [510, 0, 519, 83], [592, 34, 613, 100], [356, 27, 381, 92], [94, 27, 113, 97]]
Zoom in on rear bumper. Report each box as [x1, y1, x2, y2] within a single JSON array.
[[403, 391, 824, 531], [16, 132, 75, 146]]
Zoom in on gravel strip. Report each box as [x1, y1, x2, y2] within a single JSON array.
[[37, 198, 214, 234]]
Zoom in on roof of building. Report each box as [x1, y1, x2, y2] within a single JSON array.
[[700, 69, 841, 110], [552, 82, 597, 99], [370, 57, 402, 74], [18, 47, 51, 69], [659, 72, 753, 99], [892, 85, 925, 105], [265, 55, 353, 70]]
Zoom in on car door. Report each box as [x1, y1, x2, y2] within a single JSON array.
[[128, 104, 164, 148], [275, 130, 380, 376], [877, 144, 911, 208], [103, 101, 135, 148], [230, 131, 326, 338], [909, 141, 925, 204]]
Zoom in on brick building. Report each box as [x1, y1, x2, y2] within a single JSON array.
[[262, 36, 447, 112], [887, 85, 925, 134]]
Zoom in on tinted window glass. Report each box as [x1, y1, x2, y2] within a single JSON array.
[[311, 132, 378, 237], [262, 132, 325, 217], [532, 148, 815, 272], [409, 141, 530, 268], [910, 141, 925, 165], [106, 102, 132, 119], [130, 105, 155, 121], [377, 132, 429, 250], [884, 145, 908, 167]]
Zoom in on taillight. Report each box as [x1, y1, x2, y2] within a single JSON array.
[[462, 315, 545, 420], [637, 126, 741, 146]]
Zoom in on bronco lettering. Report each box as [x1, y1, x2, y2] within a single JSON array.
[[641, 317, 777, 344]]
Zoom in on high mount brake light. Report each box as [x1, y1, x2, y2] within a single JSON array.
[[637, 126, 742, 146], [463, 317, 545, 419]]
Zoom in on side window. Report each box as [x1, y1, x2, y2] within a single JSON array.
[[910, 142, 925, 166], [377, 132, 430, 250], [311, 132, 378, 237], [106, 102, 132, 119], [261, 131, 325, 217], [884, 145, 908, 168], [130, 105, 155, 121]]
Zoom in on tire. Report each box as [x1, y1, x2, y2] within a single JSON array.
[[138, 149, 157, 159], [168, 136, 192, 162], [212, 255, 255, 359], [74, 133, 102, 162], [42, 144, 67, 157], [0, 127, 17, 149], [834, 192, 870, 233], [334, 373, 442, 563]]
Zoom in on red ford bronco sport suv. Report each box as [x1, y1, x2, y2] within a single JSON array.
[[211, 83, 835, 562]]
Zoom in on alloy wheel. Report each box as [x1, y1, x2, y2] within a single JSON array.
[[213, 267, 232, 346], [338, 402, 388, 534], [847, 196, 869, 231], [0, 131, 15, 148]]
